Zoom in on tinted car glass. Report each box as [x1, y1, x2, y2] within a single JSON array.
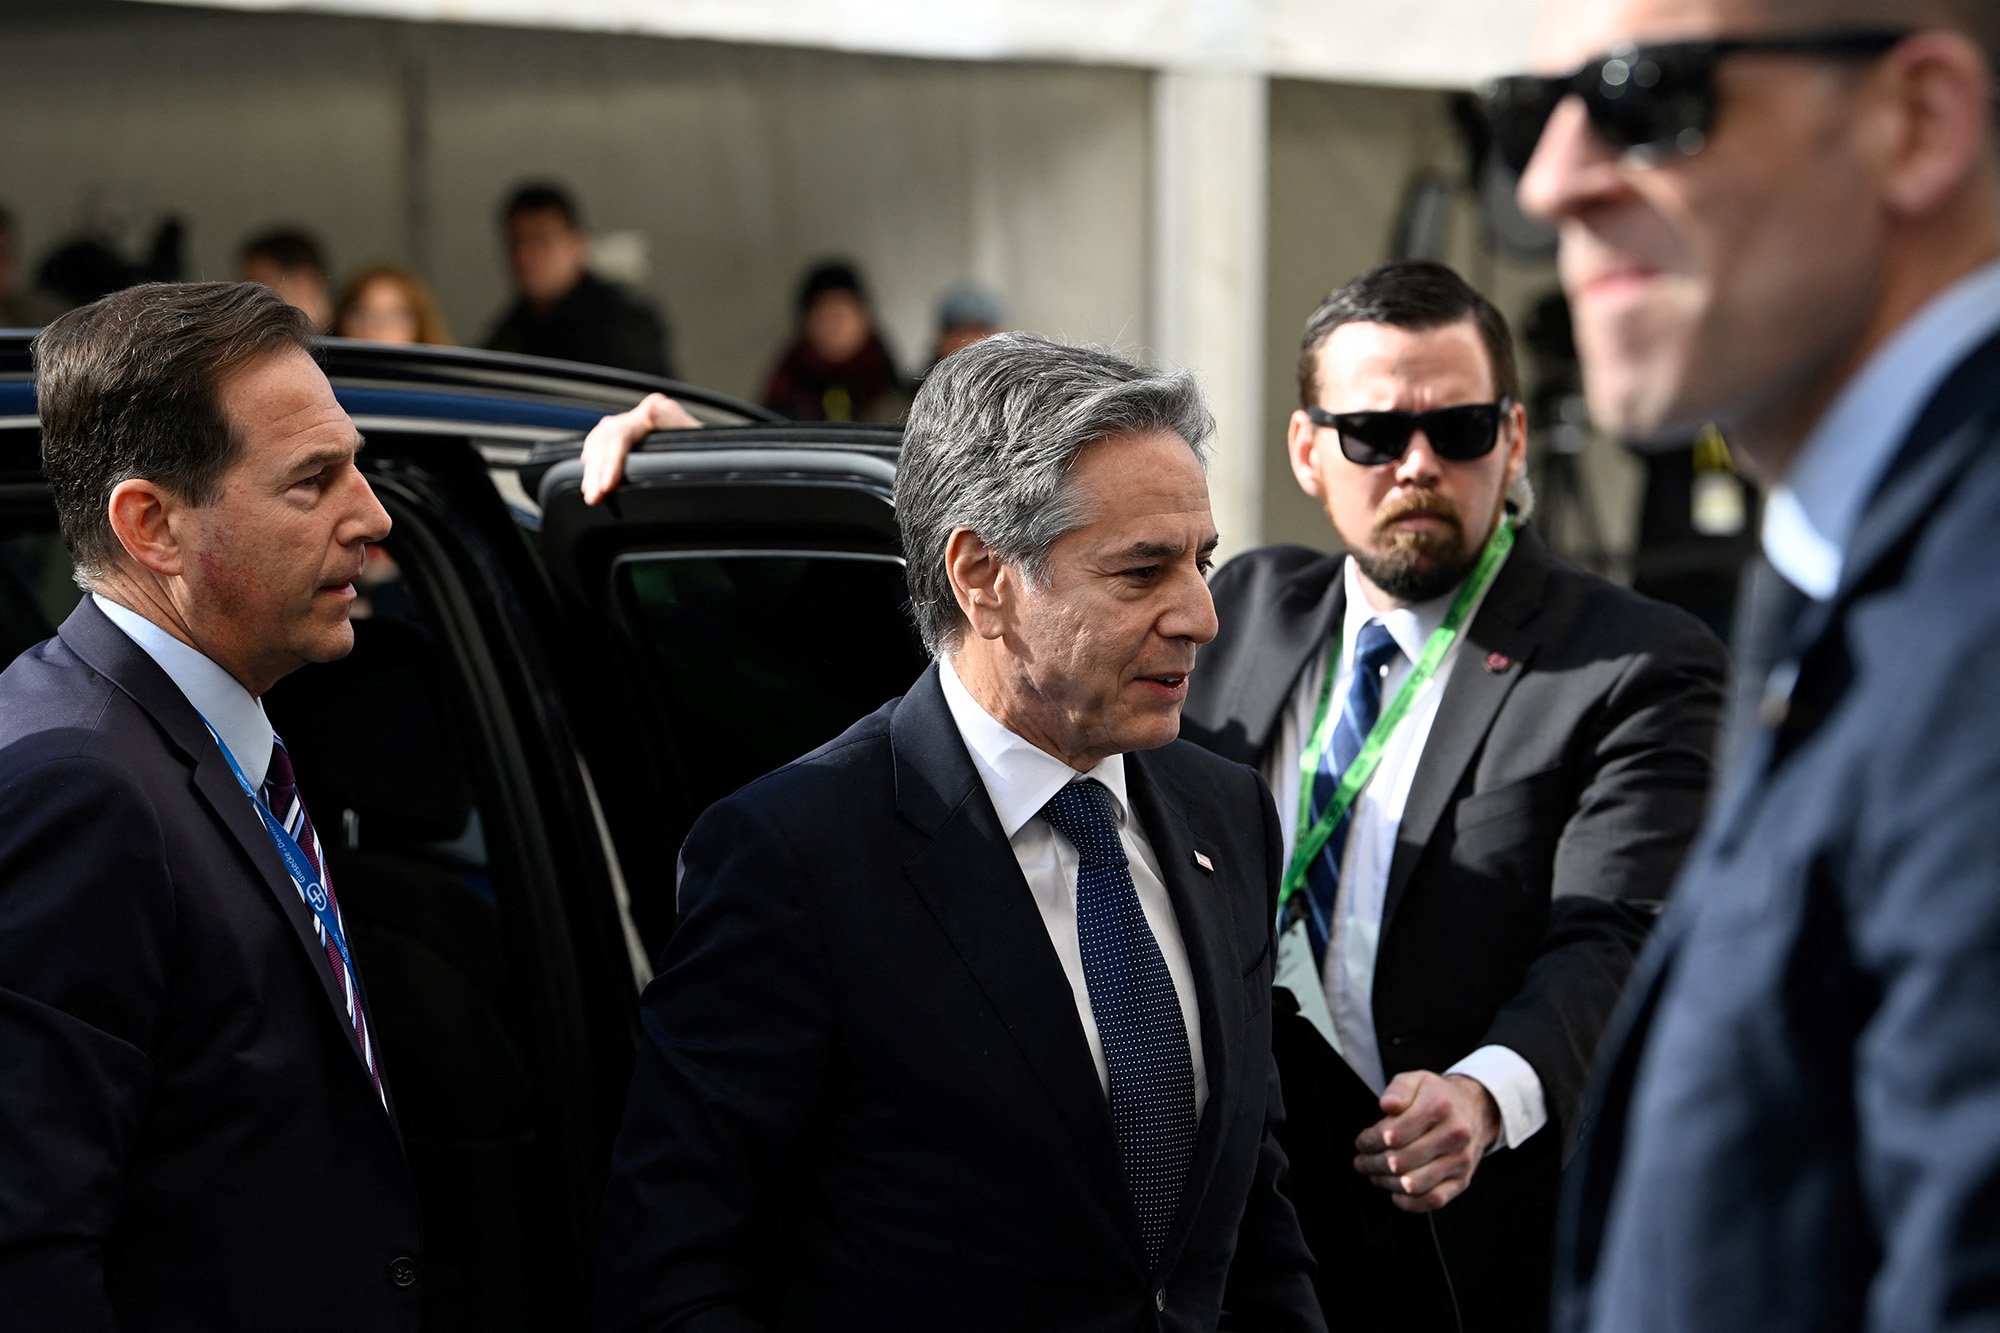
[[0, 523, 82, 666], [613, 550, 925, 815]]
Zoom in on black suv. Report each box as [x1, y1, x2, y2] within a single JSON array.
[[0, 336, 927, 1330]]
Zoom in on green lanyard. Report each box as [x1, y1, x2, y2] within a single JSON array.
[[1277, 517, 1517, 922]]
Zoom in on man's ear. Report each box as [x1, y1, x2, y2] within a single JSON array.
[[944, 526, 1013, 642], [1503, 399, 1530, 491], [1287, 409, 1327, 499], [106, 477, 187, 578], [1870, 31, 1994, 220]]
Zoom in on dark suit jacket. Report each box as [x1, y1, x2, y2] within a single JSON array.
[[486, 271, 673, 378], [596, 665, 1324, 1333], [1553, 332, 2000, 1332], [0, 599, 423, 1332], [1182, 525, 1727, 1331]]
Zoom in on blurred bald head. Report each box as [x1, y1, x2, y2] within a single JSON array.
[[1521, 0, 2000, 474], [1758, 0, 1997, 54]]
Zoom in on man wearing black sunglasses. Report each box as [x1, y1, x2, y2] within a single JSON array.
[[1180, 260, 1726, 1333], [1512, 2, 2000, 1331]]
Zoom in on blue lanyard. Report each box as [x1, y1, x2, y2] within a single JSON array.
[[200, 719, 358, 985]]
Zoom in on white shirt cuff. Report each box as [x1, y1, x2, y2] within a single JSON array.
[[1446, 1044, 1547, 1152]]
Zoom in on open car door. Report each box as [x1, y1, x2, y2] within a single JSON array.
[[532, 425, 930, 962]]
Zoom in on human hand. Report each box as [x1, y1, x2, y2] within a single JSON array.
[[1352, 1070, 1499, 1213], [580, 392, 701, 504]]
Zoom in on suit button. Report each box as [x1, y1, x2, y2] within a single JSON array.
[[1155, 1288, 1166, 1311], [390, 1256, 418, 1288]]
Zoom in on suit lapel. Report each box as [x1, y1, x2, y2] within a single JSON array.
[[1224, 560, 1347, 761], [891, 667, 1135, 1229], [1123, 751, 1236, 1270], [56, 599, 381, 1091], [1380, 531, 1548, 932], [1711, 325, 2000, 847]]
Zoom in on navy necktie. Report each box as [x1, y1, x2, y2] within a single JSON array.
[[1040, 779, 1196, 1270], [1299, 620, 1404, 967], [264, 740, 385, 1106]]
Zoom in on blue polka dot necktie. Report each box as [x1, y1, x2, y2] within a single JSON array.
[[1299, 620, 1404, 967], [1040, 778, 1196, 1270]]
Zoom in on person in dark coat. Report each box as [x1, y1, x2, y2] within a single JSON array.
[[596, 332, 1323, 1333], [1180, 260, 1726, 1333], [1507, 0, 2000, 1328], [485, 183, 673, 378], [760, 259, 907, 421], [0, 281, 420, 1329]]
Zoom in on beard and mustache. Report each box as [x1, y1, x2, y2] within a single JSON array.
[[1349, 487, 1494, 604]]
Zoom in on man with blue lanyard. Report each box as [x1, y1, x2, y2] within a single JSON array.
[[1181, 260, 1728, 1333], [0, 281, 420, 1330]]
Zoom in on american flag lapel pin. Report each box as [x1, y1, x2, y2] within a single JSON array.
[[1191, 850, 1215, 873]]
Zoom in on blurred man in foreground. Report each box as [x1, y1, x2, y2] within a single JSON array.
[[1505, 0, 2000, 1327], [240, 227, 332, 331], [0, 282, 416, 1327], [596, 332, 1323, 1332], [485, 183, 672, 377], [1181, 260, 1725, 1332]]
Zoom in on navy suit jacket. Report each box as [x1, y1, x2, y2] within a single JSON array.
[[1555, 327, 2000, 1332], [0, 599, 422, 1331], [1182, 525, 1726, 1331], [596, 665, 1324, 1332]]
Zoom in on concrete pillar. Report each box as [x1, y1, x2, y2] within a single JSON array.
[[1150, 67, 1268, 561]]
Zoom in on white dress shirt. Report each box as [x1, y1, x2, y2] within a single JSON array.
[[1262, 553, 1547, 1150], [1764, 257, 2000, 599], [93, 593, 276, 790], [938, 656, 1208, 1116]]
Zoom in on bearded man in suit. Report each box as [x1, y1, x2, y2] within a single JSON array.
[[1180, 259, 1728, 1333]]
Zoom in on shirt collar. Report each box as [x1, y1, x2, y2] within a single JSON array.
[[937, 655, 1131, 840], [93, 592, 277, 790], [1340, 549, 1492, 666], [1764, 256, 2000, 600]]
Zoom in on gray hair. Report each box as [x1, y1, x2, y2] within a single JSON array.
[[896, 331, 1215, 657]]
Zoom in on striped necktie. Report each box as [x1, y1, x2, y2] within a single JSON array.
[[1040, 778, 1196, 1271], [1299, 619, 1404, 967], [264, 740, 385, 1108]]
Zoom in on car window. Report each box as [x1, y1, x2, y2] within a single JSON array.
[[1, 525, 84, 667], [612, 550, 927, 813]]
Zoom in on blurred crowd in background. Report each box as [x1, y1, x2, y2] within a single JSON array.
[[0, 180, 1008, 424]]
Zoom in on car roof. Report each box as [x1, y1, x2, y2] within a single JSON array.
[[0, 331, 781, 435]]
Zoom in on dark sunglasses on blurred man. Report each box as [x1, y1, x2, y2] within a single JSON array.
[[1481, 27, 1910, 175]]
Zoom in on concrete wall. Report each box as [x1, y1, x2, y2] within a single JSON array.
[[0, 2, 1149, 402], [0, 1, 1637, 566]]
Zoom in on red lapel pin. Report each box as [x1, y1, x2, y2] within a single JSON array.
[[1483, 651, 1512, 674], [1191, 850, 1214, 873]]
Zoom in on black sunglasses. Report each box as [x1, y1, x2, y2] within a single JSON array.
[[1306, 398, 1512, 467], [1481, 28, 1909, 175]]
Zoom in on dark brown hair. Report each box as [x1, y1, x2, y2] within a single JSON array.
[[1296, 260, 1521, 409], [34, 281, 315, 580], [332, 263, 454, 346]]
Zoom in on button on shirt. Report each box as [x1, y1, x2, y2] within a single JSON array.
[[92, 594, 276, 786], [1261, 554, 1546, 1150], [938, 657, 1208, 1116]]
